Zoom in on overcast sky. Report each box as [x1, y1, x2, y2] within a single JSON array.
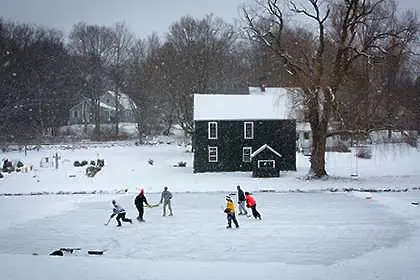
[[1, 0, 419, 39]]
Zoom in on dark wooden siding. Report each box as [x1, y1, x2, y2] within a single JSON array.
[[193, 119, 296, 173]]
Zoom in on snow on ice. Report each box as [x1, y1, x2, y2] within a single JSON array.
[[0, 140, 420, 280]]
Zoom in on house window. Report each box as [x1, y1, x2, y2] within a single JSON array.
[[304, 132, 310, 140], [208, 122, 218, 139], [258, 160, 275, 168], [73, 111, 78, 119], [243, 147, 252, 162], [208, 146, 218, 162], [244, 122, 254, 139]]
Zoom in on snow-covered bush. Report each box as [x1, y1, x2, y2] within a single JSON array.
[[326, 141, 350, 153], [356, 146, 372, 159]]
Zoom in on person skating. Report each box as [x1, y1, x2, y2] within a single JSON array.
[[110, 200, 132, 227], [236, 185, 248, 216], [159, 186, 173, 216], [224, 195, 239, 229], [134, 188, 151, 222], [245, 192, 262, 220]]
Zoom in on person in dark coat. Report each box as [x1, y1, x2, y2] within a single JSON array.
[[134, 188, 151, 222], [110, 200, 132, 227], [236, 185, 248, 216]]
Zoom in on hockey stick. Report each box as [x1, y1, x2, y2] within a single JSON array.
[[104, 215, 112, 226], [146, 203, 160, 208]]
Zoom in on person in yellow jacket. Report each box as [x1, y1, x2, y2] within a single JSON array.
[[224, 196, 239, 228]]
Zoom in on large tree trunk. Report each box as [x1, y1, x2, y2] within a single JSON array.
[[307, 87, 331, 178], [83, 102, 88, 134], [114, 91, 120, 136], [94, 99, 101, 139], [309, 119, 328, 178]]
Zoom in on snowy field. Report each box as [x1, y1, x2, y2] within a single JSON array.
[[1, 140, 420, 279]]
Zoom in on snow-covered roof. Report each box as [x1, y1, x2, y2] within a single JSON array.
[[297, 122, 311, 131], [70, 91, 137, 111], [106, 91, 137, 110], [194, 93, 295, 121], [249, 86, 287, 95], [99, 102, 115, 111], [251, 144, 282, 158]]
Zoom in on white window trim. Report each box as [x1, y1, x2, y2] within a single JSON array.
[[242, 147, 252, 162], [208, 146, 218, 162], [257, 159, 275, 168], [244, 122, 254, 139], [208, 122, 218, 139]]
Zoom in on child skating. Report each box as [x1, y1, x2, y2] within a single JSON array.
[[224, 195, 239, 229], [159, 186, 173, 216], [236, 185, 248, 216], [108, 200, 133, 227], [134, 188, 151, 222], [245, 192, 262, 220]]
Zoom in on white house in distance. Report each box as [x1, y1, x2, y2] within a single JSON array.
[[68, 91, 137, 125]]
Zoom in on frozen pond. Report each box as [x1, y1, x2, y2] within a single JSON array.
[[0, 192, 412, 265]]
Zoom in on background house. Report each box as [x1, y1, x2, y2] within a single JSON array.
[[68, 91, 137, 125], [296, 122, 312, 155], [193, 94, 296, 175]]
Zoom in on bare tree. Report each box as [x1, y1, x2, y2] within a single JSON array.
[[108, 22, 134, 136], [125, 38, 147, 141], [68, 22, 114, 139], [0, 20, 73, 141], [415, 76, 420, 132], [165, 15, 238, 136], [127, 34, 169, 137], [244, 0, 419, 178]]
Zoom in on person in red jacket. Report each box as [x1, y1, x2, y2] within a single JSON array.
[[245, 192, 262, 220]]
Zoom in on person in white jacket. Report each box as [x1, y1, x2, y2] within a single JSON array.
[[110, 200, 133, 227], [159, 186, 173, 216]]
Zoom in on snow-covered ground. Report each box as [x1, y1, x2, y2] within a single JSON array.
[[0, 141, 420, 279]]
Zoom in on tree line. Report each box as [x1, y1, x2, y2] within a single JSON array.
[[0, 0, 419, 178], [0, 15, 255, 142]]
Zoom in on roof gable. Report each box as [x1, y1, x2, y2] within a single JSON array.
[[70, 91, 137, 111], [251, 144, 282, 158], [106, 91, 137, 110]]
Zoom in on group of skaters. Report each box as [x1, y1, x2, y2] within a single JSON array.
[[109, 186, 173, 227], [108, 184, 261, 229], [224, 185, 262, 229]]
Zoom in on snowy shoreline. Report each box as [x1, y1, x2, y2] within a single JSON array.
[[1, 185, 420, 197]]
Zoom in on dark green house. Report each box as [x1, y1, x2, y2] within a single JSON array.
[[193, 94, 296, 175]]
